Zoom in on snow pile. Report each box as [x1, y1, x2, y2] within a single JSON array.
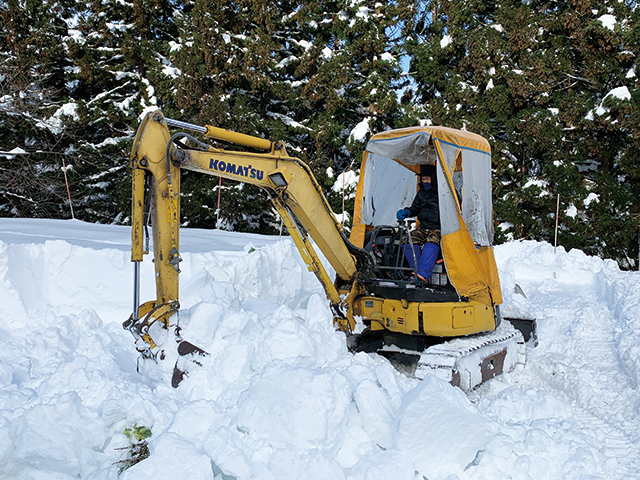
[[598, 14, 616, 31], [37, 102, 80, 134], [585, 86, 631, 120], [349, 117, 370, 142], [0, 147, 27, 159], [440, 35, 452, 48], [0, 219, 639, 480], [394, 376, 491, 478], [332, 170, 359, 195]]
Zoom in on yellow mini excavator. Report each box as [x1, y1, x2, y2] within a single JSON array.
[[124, 110, 536, 389]]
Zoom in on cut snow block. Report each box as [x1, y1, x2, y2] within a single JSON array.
[[347, 450, 417, 480], [393, 375, 491, 478], [235, 365, 351, 451], [353, 378, 395, 449], [120, 432, 213, 480], [10, 393, 106, 477]]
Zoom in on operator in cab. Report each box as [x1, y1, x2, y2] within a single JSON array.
[[396, 164, 441, 282]]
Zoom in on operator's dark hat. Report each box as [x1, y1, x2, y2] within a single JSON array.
[[419, 164, 437, 187]]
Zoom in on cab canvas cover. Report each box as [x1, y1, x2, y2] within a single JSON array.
[[351, 127, 502, 307]]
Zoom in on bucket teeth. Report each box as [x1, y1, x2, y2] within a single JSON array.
[[177, 340, 207, 357]]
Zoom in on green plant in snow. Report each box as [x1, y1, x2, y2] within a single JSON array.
[[115, 424, 152, 474], [124, 424, 152, 443]]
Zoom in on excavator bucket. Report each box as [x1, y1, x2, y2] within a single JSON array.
[[505, 317, 538, 346], [123, 300, 208, 387], [171, 340, 208, 388]]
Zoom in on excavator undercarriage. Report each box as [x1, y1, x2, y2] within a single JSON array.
[[351, 317, 534, 392], [349, 222, 535, 391]]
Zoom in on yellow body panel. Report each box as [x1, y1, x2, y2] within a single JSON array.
[[441, 228, 493, 306], [355, 296, 496, 337], [478, 246, 503, 305], [350, 151, 369, 249]]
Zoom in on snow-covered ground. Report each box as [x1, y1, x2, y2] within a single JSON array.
[[0, 218, 639, 480]]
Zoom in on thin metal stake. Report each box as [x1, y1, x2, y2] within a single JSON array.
[[61, 157, 75, 219], [554, 193, 560, 254], [216, 176, 222, 228]]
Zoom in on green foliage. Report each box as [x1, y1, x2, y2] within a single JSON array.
[[406, 0, 640, 268], [0, 0, 638, 267], [124, 423, 152, 443], [116, 424, 152, 474]]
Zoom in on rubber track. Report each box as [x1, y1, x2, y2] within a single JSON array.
[[415, 327, 525, 389], [417, 329, 523, 369]]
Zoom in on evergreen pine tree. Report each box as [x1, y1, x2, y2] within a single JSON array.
[[164, 0, 301, 233], [407, 0, 639, 267], [0, 0, 78, 218], [167, 0, 413, 232], [280, 0, 414, 225], [62, 0, 183, 224], [3, 0, 634, 267]]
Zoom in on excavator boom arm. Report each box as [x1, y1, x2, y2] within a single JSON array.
[[130, 111, 359, 330]]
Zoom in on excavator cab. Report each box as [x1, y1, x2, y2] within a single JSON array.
[[349, 127, 504, 318], [351, 127, 501, 308]]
